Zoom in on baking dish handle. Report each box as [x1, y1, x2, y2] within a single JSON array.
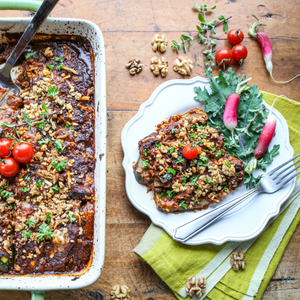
[[31, 291, 45, 300], [0, 0, 41, 12]]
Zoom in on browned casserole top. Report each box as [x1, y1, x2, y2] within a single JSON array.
[[136, 108, 245, 213], [0, 36, 95, 275]]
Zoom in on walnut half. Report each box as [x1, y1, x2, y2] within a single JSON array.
[[152, 34, 168, 53], [173, 56, 193, 76], [230, 251, 247, 271], [125, 58, 143, 75], [150, 57, 169, 77], [111, 285, 131, 300], [186, 275, 206, 298]]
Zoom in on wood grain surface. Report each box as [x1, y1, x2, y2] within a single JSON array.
[[0, 0, 300, 299]]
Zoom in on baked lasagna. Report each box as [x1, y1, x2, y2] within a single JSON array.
[[135, 108, 245, 212], [0, 36, 95, 275]]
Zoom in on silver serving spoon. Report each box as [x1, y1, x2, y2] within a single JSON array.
[[0, 0, 59, 106]]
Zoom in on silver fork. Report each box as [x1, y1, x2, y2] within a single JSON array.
[[173, 154, 300, 243]]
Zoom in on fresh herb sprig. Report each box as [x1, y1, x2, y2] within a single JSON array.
[[194, 68, 280, 188]]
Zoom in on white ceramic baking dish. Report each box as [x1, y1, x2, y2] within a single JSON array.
[[0, 2, 107, 300]]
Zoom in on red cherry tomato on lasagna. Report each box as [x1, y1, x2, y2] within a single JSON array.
[[215, 49, 232, 67], [183, 145, 198, 160], [227, 29, 244, 45], [0, 138, 12, 158], [0, 157, 19, 177], [12, 143, 34, 163], [232, 44, 248, 65]]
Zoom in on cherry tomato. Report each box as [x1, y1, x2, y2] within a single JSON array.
[[227, 29, 244, 45], [0, 157, 19, 177], [12, 143, 34, 163], [215, 49, 232, 68], [183, 145, 198, 160], [232, 44, 248, 65], [0, 138, 12, 158]]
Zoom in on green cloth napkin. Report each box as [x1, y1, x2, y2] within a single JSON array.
[[134, 92, 300, 300]]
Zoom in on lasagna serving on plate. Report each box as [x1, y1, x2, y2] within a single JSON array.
[[135, 108, 245, 213], [0, 36, 95, 275]]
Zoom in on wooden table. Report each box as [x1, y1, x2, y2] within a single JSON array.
[[1, 0, 300, 299]]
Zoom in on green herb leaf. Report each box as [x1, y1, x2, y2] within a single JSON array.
[[159, 192, 165, 197], [65, 123, 70, 129], [69, 213, 76, 222], [217, 15, 225, 20], [45, 212, 51, 225], [22, 112, 32, 131], [0, 190, 13, 198], [25, 51, 36, 59], [143, 149, 147, 156], [198, 13, 206, 22], [24, 175, 30, 181], [189, 133, 196, 139], [54, 140, 65, 152], [47, 85, 59, 98], [216, 150, 223, 159], [26, 218, 37, 228], [47, 64, 54, 70], [1, 122, 15, 128], [22, 230, 32, 240], [37, 224, 53, 240], [205, 178, 213, 184], [155, 141, 161, 148], [52, 160, 67, 172], [34, 120, 45, 129], [166, 190, 175, 198], [167, 168, 176, 175], [225, 161, 231, 168], [38, 137, 51, 146], [56, 62, 63, 71], [55, 56, 63, 62], [36, 179, 44, 188], [176, 158, 185, 164], [51, 185, 60, 192], [223, 20, 229, 34], [142, 159, 149, 169], [179, 200, 188, 210], [169, 145, 175, 153], [20, 187, 28, 192]]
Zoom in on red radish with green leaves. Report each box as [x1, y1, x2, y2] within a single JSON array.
[[223, 77, 252, 139], [248, 15, 300, 84]]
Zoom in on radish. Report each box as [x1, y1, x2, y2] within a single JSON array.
[[223, 77, 252, 139], [248, 15, 300, 84]]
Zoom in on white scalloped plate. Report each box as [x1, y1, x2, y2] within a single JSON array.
[[121, 77, 295, 245]]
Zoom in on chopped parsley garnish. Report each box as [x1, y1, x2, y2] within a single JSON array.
[[57, 63, 63, 71], [22, 230, 32, 240], [45, 213, 51, 225], [26, 218, 37, 228], [223, 187, 228, 191], [166, 190, 175, 198], [1, 122, 15, 128], [55, 56, 63, 62], [169, 145, 174, 153], [163, 174, 168, 179], [179, 200, 188, 210], [195, 140, 203, 145], [47, 64, 54, 70], [176, 158, 185, 164], [182, 176, 187, 186], [167, 168, 176, 175], [47, 85, 59, 98], [38, 137, 51, 146], [189, 133, 196, 139], [200, 156, 208, 163], [142, 159, 149, 169], [171, 129, 177, 134], [20, 187, 28, 192], [0, 190, 13, 198], [22, 112, 32, 131], [37, 224, 53, 240], [211, 147, 216, 151], [51, 185, 60, 192], [216, 150, 223, 159], [159, 192, 165, 197], [155, 141, 161, 148], [143, 149, 147, 156], [69, 213, 76, 222], [205, 178, 213, 184], [225, 161, 231, 168], [36, 179, 44, 188], [52, 160, 67, 172], [189, 175, 198, 186], [179, 144, 183, 148], [25, 51, 36, 59], [34, 120, 45, 129], [54, 140, 65, 153], [41, 103, 49, 118], [198, 162, 208, 167], [65, 123, 70, 130], [24, 175, 31, 181]]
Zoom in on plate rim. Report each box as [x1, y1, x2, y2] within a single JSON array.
[[121, 76, 295, 245]]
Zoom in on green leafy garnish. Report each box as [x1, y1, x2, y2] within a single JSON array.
[[69, 213, 76, 222], [169, 145, 175, 153], [1, 122, 15, 128], [216, 150, 223, 159], [25, 51, 36, 59], [0, 190, 13, 198], [55, 56, 63, 62], [200, 156, 208, 163], [47, 85, 59, 98], [54, 140, 65, 153], [22, 230, 32, 240], [26, 218, 37, 228], [176, 158, 185, 164], [52, 160, 67, 172], [225, 161, 231, 168], [189, 175, 198, 186], [38, 138, 51, 146], [22, 112, 32, 131], [34, 120, 45, 129], [223, 186, 228, 191], [45, 213, 51, 225], [159, 192, 165, 197], [20, 187, 28, 192], [142, 159, 149, 169], [167, 168, 176, 175], [57, 63, 63, 71], [143, 149, 147, 156], [194, 68, 280, 188], [65, 123, 70, 129], [205, 178, 213, 184], [47, 64, 54, 70], [24, 175, 31, 181], [166, 190, 175, 198], [189, 133, 196, 139], [171, 129, 177, 134], [51, 185, 60, 192], [155, 141, 161, 148], [179, 200, 188, 210], [37, 224, 53, 240], [36, 179, 44, 188]]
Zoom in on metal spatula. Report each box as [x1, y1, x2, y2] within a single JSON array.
[[0, 0, 59, 106]]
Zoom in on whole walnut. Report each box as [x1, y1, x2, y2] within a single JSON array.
[[150, 57, 169, 77], [152, 34, 168, 53]]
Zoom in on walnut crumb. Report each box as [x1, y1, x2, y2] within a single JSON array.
[[186, 275, 206, 298], [150, 57, 169, 77], [151, 34, 168, 53], [230, 251, 246, 271], [173, 56, 193, 76], [111, 285, 131, 300], [125, 59, 143, 75]]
